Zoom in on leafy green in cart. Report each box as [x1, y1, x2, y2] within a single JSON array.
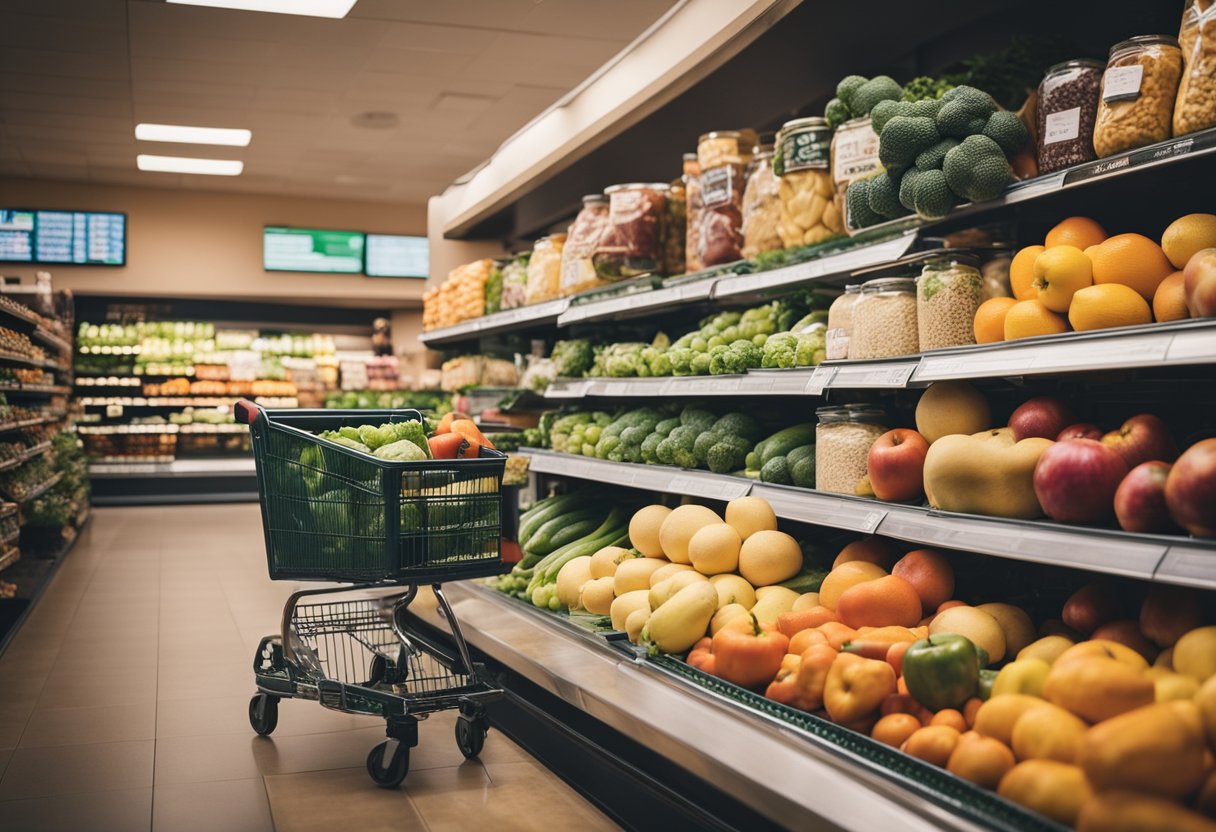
[[316, 420, 432, 459]]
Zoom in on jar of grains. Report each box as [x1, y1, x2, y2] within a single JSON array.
[[683, 153, 704, 274], [825, 284, 862, 360], [816, 405, 888, 495], [917, 253, 983, 351], [741, 147, 784, 258], [1175, 0, 1216, 136], [850, 276, 919, 359], [775, 117, 844, 248], [1036, 59, 1105, 173], [1093, 35, 1183, 158]]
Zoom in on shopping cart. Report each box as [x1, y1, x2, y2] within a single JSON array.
[[235, 402, 515, 788]]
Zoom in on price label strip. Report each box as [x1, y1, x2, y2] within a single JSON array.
[[829, 362, 915, 388], [667, 473, 752, 501]]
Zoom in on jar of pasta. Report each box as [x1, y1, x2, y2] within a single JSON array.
[[775, 117, 843, 249], [816, 405, 887, 495], [525, 233, 565, 305], [1093, 35, 1183, 158], [741, 147, 783, 259], [1176, 0, 1216, 136], [683, 153, 704, 274], [851, 276, 918, 359], [825, 284, 861, 360], [916, 253, 983, 351], [560, 195, 610, 297], [592, 183, 668, 280]]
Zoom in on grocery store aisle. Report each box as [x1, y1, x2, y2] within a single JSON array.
[[0, 504, 618, 832]]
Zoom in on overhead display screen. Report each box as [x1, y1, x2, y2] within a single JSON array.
[[0, 209, 127, 265], [263, 226, 365, 273], [364, 234, 428, 278]]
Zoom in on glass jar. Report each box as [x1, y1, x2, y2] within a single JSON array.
[[775, 117, 843, 249], [825, 284, 861, 360], [741, 147, 783, 259], [850, 276, 919, 359], [917, 254, 983, 351], [592, 183, 668, 280], [1036, 59, 1105, 173], [832, 117, 884, 234], [500, 252, 530, 310], [697, 130, 755, 170], [815, 405, 888, 495], [1176, 0, 1216, 136], [1093, 35, 1183, 158], [560, 195, 610, 297], [683, 153, 704, 274], [663, 178, 687, 276], [525, 234, 565, 305]]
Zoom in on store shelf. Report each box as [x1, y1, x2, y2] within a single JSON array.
[[78, 396, 298, 408], [522, 449, 1216, 589], [0, 351, 58, 370], [557, 275, 723, 326], [73, 377, 142, 387], [2, 471, 63, 504], [88, 457, 254, 478], [0, 384, 71, 396], [77, 423, 245, 435], [419, 298, 568, 346], [31, 327, 71, 355], [0, 442, 51, 474], [0, 546, 18, 574], [0, 414, 65, 434]]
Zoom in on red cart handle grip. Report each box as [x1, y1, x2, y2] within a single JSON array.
[[234, 400, 261, 425]]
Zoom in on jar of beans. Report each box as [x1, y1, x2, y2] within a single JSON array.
[[1036, 59, 1104, 173], [1175, 0, 1216, 137], [917, 253, 983, 351], [825, 284, 861, 360], [1093, 35, 1183, 158], [816, 405, 887, 495], [850, 276, 919, 359]]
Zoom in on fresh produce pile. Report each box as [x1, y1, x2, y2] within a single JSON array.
[[323, 390, 451, 413], [746, 423, 816, 486]]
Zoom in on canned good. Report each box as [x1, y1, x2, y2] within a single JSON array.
[[850, 276, 919, 359], [1093, 35, 1182, 158], [683, 153, 704, 274], [816, 405, 888, 495], [917, 253, 983, 351]]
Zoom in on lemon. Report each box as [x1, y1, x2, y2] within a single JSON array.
[[1068, 284, 1152, 332], [1161, 213, 1216, 269]]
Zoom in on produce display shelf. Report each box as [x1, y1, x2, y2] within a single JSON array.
[[31, 328, 71, 355], [0, 442, 52, 474], [77, 423, 246, 435], [0, 546, 18, 574], [522, 449, 1216, 590], [556, 276, 723, 326], [0, 351, 58, 370], [0, 414, 64, 434], [419, 298, 569, 346], [0, 384, 72, 396], [77, 396, 299, 408], [4, 471, 63, 504], [0, 301, 43, 330], [88, 457, 255, 478], [73, 377, 142, 387]]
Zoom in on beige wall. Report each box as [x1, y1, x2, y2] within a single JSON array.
[[1, 177, 430, 309]]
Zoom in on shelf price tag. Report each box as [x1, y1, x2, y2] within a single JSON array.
[[804, 365, 836, 394], [106, 404, 123, 418], [667, 474, 752, 501], [833, 363, 916, 388]]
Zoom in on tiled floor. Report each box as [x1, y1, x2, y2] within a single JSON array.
[[0, 504, 619, 831]]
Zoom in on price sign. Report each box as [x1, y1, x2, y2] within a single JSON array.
[[804, 365, 837, 394]]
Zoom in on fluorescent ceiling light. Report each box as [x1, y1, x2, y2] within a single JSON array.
[[166, 0, 357, 18], [137, 155, 244, 176], [135, 123, 252, 147]]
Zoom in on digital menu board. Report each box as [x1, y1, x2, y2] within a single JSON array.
[[364, 234, 428, 278], [263, 226, 365, 273], [0, 209, 126, 265]]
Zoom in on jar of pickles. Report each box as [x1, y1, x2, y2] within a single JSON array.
[[916, 253, 983, 351], [683, 153, 703, 274], [850, 276, 918, 359], [1093, 35, 1183, 158], [816, 405, 888, 495], [775, 117, 843, 249], [825, 284, 861, 360], [1036, 59, 1105, 173], [560, 195, 610, 297], [741, 146, 783, 259], [592, 183, 668, 280]]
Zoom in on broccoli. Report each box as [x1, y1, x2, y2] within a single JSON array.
[[866, 171, 905, 219], [943, 134, 1013, 204], [692, 431, 719, 466], [908, 98, 944, 121], [795, 328, 827, 366], [656, 425, 699, 469], [851, 75, 903, 117], [870, 99, 907, 134], [710, 412, 764, 443], [761, 332, 798, 369], [603, 342, 648, 378], [708, 339, 763, 375], [706, 435, 752, 474], [879, 116, 940, 173], [760, 456, 792, 485], [902, 76, 954, 102], [835, 75, 868, 113], [914, 137, 960, 172], [846, 179, 882, 229], [982, 110, 1030, 156], [640, 432, 664, 464], [935, 85, 997, 138], [550, 339, 595, 378], [898, 167, 925, 212], [680, 408, 717, 432], [668, 347, 695, 376], [910, 168, 957, 220], [825, 97, 850, 129], [655, 417, 680, 436], [690, 352, 712, 375]]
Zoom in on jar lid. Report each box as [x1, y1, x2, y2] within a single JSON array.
[[816, 404, 887, 422], [779, 117, 829, 133], [604, 182, 671, 193], [922, 252, 980, 269], [843, 283, 862, 293], [860, 276, 916, 293], [683, 152, 698, 161], [581, 194, 607, 204], [1046, 58, 1105, 74], [698, 130, 743, 143], [1110, 34, 1180, 57]]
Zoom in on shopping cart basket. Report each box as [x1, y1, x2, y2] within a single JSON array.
[[235, 401, 514, 788]]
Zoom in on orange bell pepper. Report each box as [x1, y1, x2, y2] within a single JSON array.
[[788, 627, 831, 656], [711, 613, 789, 690], [764, 654, 803, 706], [776, 606, 838, 638], [434, 411, 468, 435], [791, 643, 837, 711], [823, 652, 898, 725], [814, 621, 858, 650], [687, 637, 715, 674], [428, 432, 467, 460], [451, 419, 495, 450]]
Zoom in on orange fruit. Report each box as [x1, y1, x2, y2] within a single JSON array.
[[1045, 216, 1107, 250], [962, 697, 983, 728], [947, 732, 1017, 788], [1089, 232, 1175, 300], [1032, 245, 1093, 312], [930, 708, 969, 732], [872, 713, 922, 748], [1161, 213, 1216, 269], [1010, 245, 1045, 300], [832, 537, 898, 570], [819, 561, 887, 611], [1153, 271, 1190, 322], [902, 725, 961, 767], [1068, 283, 1152, 332], [835, 574, 924, 629], [892, 548, 955, 612], [1004, 299, 1069, 340], [1083, 243, 1102, 260], [974, 297, 1017, 344]]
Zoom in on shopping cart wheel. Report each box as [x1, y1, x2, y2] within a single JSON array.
[[366, 740, 409, 788], [248, 694, 279, 736], [455, 714, 487, 759]]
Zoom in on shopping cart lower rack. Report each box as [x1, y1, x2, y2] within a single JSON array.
[[235, 402, 515, 788]]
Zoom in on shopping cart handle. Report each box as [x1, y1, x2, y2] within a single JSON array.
[[234, 400, 262, 425]]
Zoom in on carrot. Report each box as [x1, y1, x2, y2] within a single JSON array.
[[435, 412, 469, 435], [457, 439, 483, 460], [777, 606, 838, 638], [428, 433, 466, 460], [451, 419, 494, 449]]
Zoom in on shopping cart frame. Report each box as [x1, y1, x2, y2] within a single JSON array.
[[235, 401, 512, 787]]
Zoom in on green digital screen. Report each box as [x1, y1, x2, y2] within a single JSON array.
[[263, 226, 365, 273]]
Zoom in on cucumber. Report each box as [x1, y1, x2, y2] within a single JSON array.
[[786, 444, 815, 467], [519, 493, 582, 545], [546, 516, 601, 551], [759, 424, 817, 467], [527, 506, 603, 555]]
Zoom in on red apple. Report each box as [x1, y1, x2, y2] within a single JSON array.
[[1062, 580, 1128, 635], [1101, 414, 1178, 469], [1183, 246, 1216, 317], [1114, 461, 1179, 534], [866, 428, 929, 502], [1165, 437, 1216, 536], [1033, 439, 1129, 524], [1010, 396, 1077, 441], [1058, 423, 1102, 442], [1038, 618, 1084, 641], [1140, 585, 1205, 648], [1091, 619, 1159, 663]]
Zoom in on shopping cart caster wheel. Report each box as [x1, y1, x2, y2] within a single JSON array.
[[455, 715, 487, 759], [248, 694, 279, 736], [366, 740, 409, 788]]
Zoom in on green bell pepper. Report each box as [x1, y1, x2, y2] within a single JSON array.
[[977, 669, 999, 701], [902, 634, 980, 712]]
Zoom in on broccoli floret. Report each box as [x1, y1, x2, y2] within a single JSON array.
[[641, 347, 672, 377], [982, 110, 1030, 156], [907, 98, 944, 121], [866, 171, 904, 219], [692, 431, 719, 466], [668, 347, 695, 376], [795, 328, 827, 366], [846, 179, 882, 229], [761, 332, 798, 369], [680, 408, 717, 432], [640, 432, 664, 464], [835, 75, 868, 114], [760, 457, 792, 485], [708, 339, 763, 375], [879, 116, 940, 173], [656, 425, 699, 465], [870, 99, 908, 135], [790, 454, 816, 488], [911, 168, 957, 220], [914, 137, 960, 172], [710, 413, 764, 443], [690, 352, 712, 375], [936, 85, 997, 138], [654, 417, 680, 436], [825, 97, 850, 129], [550, 339, 594, 377], [851, 75, 903, 117], [902, 76, 954, 102], [706, 436, 752, 474], [943, 134, 1013, 204], [898, 167, 925, 212]]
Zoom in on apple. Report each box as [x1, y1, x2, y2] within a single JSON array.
[[1033, 438, 1129, 524], [1010, 396, 1077, 441], [1062, 580, 1128, 635], [1165, 438, 1216, 537], [1091, 619, 1159, 663], [1101, 413, 1178, 469], [1183, 247, 1216, 317], [1058, 423, 1103, 442], [1140, 585, 1205, 648], [1114, 461, 1179, 534], [867, 428, 929, 502]]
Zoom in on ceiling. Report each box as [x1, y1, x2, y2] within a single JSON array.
[[0, 0, 677, 204]]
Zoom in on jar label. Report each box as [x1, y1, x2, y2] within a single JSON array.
[[1103, 64, 1144, 102], [700, 165, 735, 208], [778, 127, 831, 174], [609, 189, 647, 223], [1044, 107, 1082, 144], [831, 123, 881, 188]]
